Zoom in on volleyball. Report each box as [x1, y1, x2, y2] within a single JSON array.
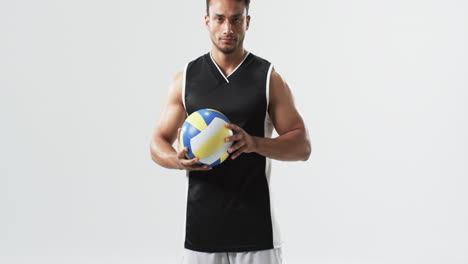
[[179, 108, 234, 167]]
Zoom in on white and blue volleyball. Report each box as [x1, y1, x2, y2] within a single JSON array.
[[179, 108, 233, 167]]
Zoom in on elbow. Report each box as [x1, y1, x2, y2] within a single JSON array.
[[301, 127, 312, 161], [150, 145, 156, 163], [150, 151, 158, 164], [149, 141, 160, 164], [301, 141, 312, 161]]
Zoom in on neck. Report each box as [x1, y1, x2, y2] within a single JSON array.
[[210, 46, 248, 76]]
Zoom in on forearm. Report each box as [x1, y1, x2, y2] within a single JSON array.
[[150, 137, 181, 170], [254, 128, 311, 161]]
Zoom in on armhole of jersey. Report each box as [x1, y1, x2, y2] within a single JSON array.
[[182, 62, 190, 245], [264, 63, 282, 248], [265, 63, 274, 139], [182, 62, 189, 116], [266, 64, 273, 115]]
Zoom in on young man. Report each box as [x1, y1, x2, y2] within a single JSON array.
[[150, 0, 311, 263]]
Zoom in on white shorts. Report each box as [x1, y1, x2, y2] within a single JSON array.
[[181, 247, 283, 264]]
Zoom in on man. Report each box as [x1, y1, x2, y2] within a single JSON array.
[[150, 0, 311, 263]]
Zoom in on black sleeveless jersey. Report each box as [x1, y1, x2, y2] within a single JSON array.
[[181, 51, 282, 253]]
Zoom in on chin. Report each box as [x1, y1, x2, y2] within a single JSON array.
[[218, 45, 237, 54], [221, 49, 236, 54]]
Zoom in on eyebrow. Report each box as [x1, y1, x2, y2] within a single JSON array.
[[214, 13, 243, 18]]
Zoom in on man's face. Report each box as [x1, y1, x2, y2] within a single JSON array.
[[205, 0, 250, 54]]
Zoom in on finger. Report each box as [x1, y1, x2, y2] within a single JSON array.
[[177, 147, 188, 159], [177, 128, 182, 149], [225, 133, 243, 143], [184, 161, 212, 170], [180, 157, 199, 166], [225, 123, 241, 133], [225, 135, 234, 143], [231, 146, 247, 159], [228, 141, 245, 153], [189, 165, 213, 171]]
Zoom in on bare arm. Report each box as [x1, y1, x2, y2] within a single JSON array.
[[253, 70, 311, 161], [149, 72, 211, 170]]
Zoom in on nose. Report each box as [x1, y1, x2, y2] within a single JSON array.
[[222, 20, 233, 35]]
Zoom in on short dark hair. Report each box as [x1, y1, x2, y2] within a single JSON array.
[[206, 0, 251, 15]]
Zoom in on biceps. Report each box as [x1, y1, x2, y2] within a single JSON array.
[[154, 99, 187, 145], [269, 81, 305, 136], [270, 100, 304, 136]]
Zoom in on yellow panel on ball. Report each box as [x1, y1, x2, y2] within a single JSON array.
[[185, 111, 207, 131], [192, 124, 232, 159]]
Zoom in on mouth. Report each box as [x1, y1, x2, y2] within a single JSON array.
[[221, 38, 236, 43]]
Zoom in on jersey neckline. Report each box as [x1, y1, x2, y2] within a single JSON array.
[[207, 51, 252, 83]]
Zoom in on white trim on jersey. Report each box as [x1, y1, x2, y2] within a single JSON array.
[[266, 64, 273, 113], [264, 63, 283, 249], [182, 61, 189, 246], [182, 62, 189, 116], [209, 51, 251, 83]]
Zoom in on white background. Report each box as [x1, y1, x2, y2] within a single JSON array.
[[1, 0, 467, 263]]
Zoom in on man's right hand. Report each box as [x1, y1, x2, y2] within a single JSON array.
[[176, 128, 212, 171]]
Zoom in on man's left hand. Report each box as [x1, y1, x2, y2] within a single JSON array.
[[224, 123, 257, 160]]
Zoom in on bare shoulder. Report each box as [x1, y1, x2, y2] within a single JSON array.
[[270, 68, 284, 85], [268, 68, 304, 135], [269, 68, 295, 107], [166, 71, 184, 105], [152, 70, 186, 143]]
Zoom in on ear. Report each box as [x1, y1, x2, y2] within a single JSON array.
[[246, 15, 251, 30], [204, 15, 210, 29]]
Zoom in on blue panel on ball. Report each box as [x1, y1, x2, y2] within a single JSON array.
[[197, 109, 231, 125], [182, 121, 200, 160], [209, 158, 221, 167]]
